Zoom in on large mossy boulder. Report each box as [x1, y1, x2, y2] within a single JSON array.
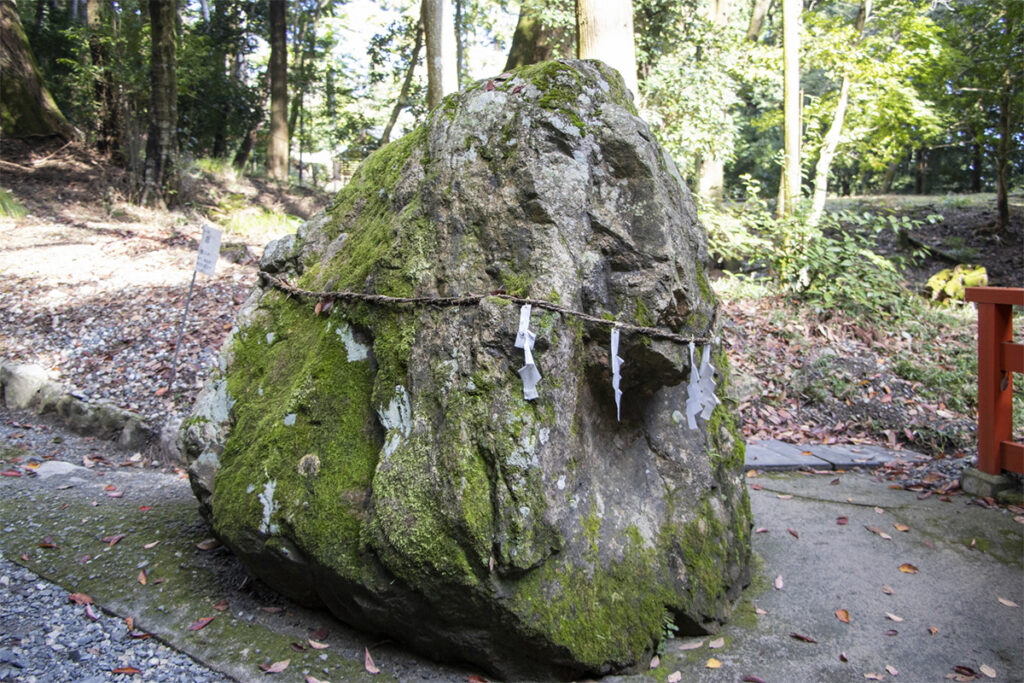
[[179, 60, 751, 679]]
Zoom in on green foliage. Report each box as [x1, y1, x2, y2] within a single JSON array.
[[0, 189, 26, 218], [706, 177, 942, 321]]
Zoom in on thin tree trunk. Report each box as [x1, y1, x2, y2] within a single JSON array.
[[808, 0, 869, 225], [781, 0, 801, 215], [696, 0, 731, 201], [381, 22, 423, 146], [0, 0, 74, 138], [576, 0, 638, 95], [970, 139, 982, 193], [454, 0, 463, 88], [141, 0, 177, 207], [422, 0, 457, 109], [746, 0, 771, 41], [914, 147, 927, 194], [881, 159, 899, 193], [267, 0, 288, 181], [994, 14, 1013, 232]]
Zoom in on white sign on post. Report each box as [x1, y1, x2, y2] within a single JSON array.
[[195, 224, 222, 276]]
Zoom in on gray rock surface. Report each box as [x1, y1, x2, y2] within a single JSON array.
[[0, 362, 50, 410], [180, 59, 751, 679]]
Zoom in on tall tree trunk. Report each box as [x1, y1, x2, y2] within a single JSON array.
[[696, 0, 732, 201], [141, 0, 177, 207], [576, 0, 638, 95], [0, 0, 74, 138], [970, 138, 982, 193], [422, 0, 457, 109], [746, 0, 771, 41], [881, 159, 899, 193], [504, 0, 570, 70], [454, 0, 463, 88], [914, 147, 927, 195], [808, 0, 870, 225], [267, 0, 288, 181], [994, 12, 1013, 233], [780, 0, 801, 215], [381, 22, 423, 146], [86, 0, 121, 161]]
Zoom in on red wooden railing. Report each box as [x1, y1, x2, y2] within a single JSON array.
[[965, 287, 1024, 476]]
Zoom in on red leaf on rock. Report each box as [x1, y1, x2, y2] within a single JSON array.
[[837, 516, 849, 525], [111, 667, 141, 675], [485, 80, 496, 91], [310, 627, 329, 640], [213, 600, 229, 611], [289, 642, 306, 652], [467, 676, 488, 683], [85, 604, 99, 621], [1, 470, 22, 477], [790, 632, 817, 643], [742, 677, 767, 683], [836, 609, 850, 623], [154, 387, 168, 396], [188, 616, 215, 631], [68, 592, 94, 605], [885, 629, 899, 636], [38, 536, 58, 549], [788, 528, 800, 539]]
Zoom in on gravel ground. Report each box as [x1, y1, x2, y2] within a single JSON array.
[[0, 551, 225, 683]]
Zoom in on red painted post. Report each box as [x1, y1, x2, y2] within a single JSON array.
[[966, 287, 1023, 476]]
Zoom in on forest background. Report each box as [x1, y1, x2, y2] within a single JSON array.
[[0, 0, 1021, 479]]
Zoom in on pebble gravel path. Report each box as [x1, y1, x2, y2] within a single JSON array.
[[0, 551, 226, 683]]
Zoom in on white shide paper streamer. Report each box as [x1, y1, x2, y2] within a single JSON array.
[[514, 304, 541, 400], [611, 327, 624, 421], [685, 342, 720, 429]]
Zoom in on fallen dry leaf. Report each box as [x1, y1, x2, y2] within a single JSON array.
[[997, 597, 1018, 607], [886, 613, 904, 622], [893, 523, 910, 532], [289, 642, 306, 652], [85, 604, 99, 621], [774, 575, 784, 590], [125, 616, 134, 631], [928, 627, 938, 635], [467, 676, 488, 683], [680, 640, 704, 651], [882, 585, 895, 595], [111, 667, 141, 675], [777, 494, 793, 500], [143, 540, 160, 550], [310, 627, 329, 640], [137, 569, 147, 585], [364, 648, 380, 675], [68, 592, 93, 605], [837, 516, 849, 525], [196, 538, 220, 551], [790, 632, 817, 643], [875, 506, 885, 514], [754, 606, 767, 615], [864, 674, 883, 681], [705, 657, 722, 669], [188, 616, 215, 631], [898, 563, 919, 574], [836, 609, 850, 623], [213, 600, 229, 611], [979, 664, 996, 678], [103, 533, 126, 546], [259, 659, 289, 674], [742, 676, 767, 683], [886, 664, 899, 676], [840, 652, 849, 662], [649, 655, 660, 669], [305, 676, 328, 683], [865, 525, 893, 540], [308, 639, 329, 650], [667, 672, 682, 683], [788, 528, 800, 539], [885, 629, 899, 636], [755, 527, 769, 533], [709, 637, 725, 649]]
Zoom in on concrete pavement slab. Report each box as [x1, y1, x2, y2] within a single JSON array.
[[746, 440, 832, 470]]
